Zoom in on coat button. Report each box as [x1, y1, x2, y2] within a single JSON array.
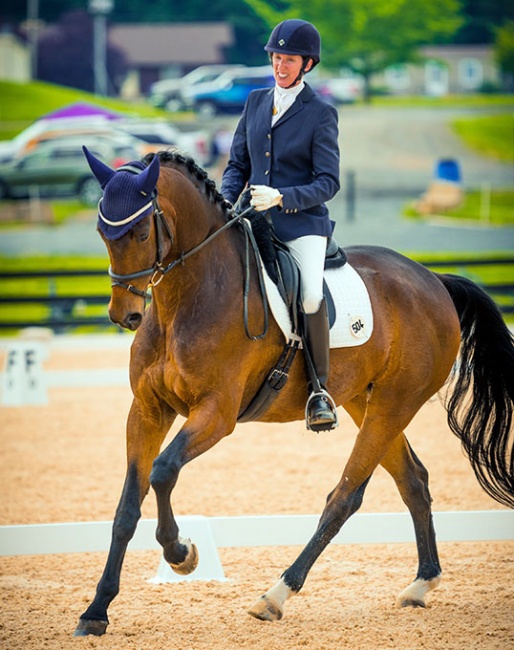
[[264, 170, 269, 175], [265, 151, 270, 157]]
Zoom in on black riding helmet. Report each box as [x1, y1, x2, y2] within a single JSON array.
[[265, 19, 321, 69]]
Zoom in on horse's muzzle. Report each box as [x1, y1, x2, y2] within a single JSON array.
[[111, 311, 143, 331], [108, 295, 144, 330]]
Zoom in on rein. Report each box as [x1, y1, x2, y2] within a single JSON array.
[[109, 199, 269, 341]]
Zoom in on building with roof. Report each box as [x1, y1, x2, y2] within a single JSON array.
[[109, 22, 234, 96], [0, 32, 30, 82], [378, 45, 500, 96]]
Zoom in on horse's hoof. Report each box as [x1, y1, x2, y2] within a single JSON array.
[[247, 595, 283, 622], [170, 541, 199, 575], [73, 618, 108, 636], [396, 575, 441, 609], [398, 598, 426, 608]]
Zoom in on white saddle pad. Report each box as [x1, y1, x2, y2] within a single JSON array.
[[260, 260, 373, 349]]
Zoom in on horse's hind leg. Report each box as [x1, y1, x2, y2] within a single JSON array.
[[248, 397, 413, 622], [380, 433, 442, 607], [74, 400, 175, 637]]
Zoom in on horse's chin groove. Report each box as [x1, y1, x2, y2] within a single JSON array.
[[170, 542, 199, 575], [73, 618, 109, 637], [123, 321, 141, 332], [247, 595, 284, 622]]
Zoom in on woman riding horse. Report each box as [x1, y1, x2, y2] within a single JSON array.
[[222, 19, 340, 431]]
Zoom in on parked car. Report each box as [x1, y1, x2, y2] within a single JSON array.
[[0, 116, 146, 164], [115, 119, 211, 166], [149, 65, 245, 111], [0, 137, 140, 206], [312, 77, 363, 104], [182, 66, 275, 118]]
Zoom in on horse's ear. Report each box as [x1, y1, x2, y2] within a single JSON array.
[[137, 154, 160, 196], [82, 146, 115, 189]]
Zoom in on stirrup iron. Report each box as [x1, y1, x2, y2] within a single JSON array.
[[305, 388, 338, 432]]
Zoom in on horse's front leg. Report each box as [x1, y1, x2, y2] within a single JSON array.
[[150, 404, 234, 575], [74, 399, 175, 637]]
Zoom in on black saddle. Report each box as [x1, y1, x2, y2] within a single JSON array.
[[246, 211, 346, 334]]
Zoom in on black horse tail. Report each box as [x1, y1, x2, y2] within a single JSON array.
[[438, 273, 514, 509]]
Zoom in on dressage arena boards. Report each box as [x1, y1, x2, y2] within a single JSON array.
[[1, 333, 512, 572]]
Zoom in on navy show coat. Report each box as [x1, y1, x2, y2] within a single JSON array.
[[221, 83, 340, 242]]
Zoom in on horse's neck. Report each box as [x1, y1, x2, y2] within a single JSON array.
[[156, 189, 239, 308]]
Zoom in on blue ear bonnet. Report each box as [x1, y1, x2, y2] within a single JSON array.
[[82, 146, 160, 241]]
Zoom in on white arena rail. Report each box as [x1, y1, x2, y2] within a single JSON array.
[[1, 511, 513, 583]]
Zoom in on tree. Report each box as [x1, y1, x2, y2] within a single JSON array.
[[453, 0, 514, 44], [243, 0, 463, 100]]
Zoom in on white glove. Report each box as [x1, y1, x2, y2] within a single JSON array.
[[250, 185, 283, 211]]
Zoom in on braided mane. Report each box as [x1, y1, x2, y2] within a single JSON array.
[[142, 150, 230, 215]]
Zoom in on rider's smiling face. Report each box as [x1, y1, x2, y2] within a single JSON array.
[[271, 53, 312, 88]]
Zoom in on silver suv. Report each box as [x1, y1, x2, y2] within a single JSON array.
[[149, 65, 245, 111]]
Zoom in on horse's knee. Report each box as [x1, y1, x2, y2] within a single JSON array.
[[150, 433, 188, 492], [149, 456, 179, 492]]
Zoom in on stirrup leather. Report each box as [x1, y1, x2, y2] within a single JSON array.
[[305, 389, 338, 432]]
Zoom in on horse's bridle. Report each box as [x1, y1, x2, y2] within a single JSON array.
[[107, 181, 269, 340], [108, 197, 174, 300]]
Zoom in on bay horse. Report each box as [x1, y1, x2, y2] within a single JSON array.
[[75, 148, 514, 637]]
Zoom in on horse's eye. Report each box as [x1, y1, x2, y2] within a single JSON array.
[[134, 223, 151, 243], [137, 230, 151, 243]]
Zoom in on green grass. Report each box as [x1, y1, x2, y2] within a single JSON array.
[[50, 201, 94, 225], [0, 79, 178, 140], [451, 113, 514, 163], [405, 189, 514, 225], [441, 189, 514, 223]]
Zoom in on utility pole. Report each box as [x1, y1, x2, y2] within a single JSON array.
[[88, 0, 114, 96], [27, 0, 39, 79]]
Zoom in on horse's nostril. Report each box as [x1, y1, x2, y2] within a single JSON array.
[[125, 312, 143, 330]]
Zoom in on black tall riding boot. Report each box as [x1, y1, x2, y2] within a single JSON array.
[[301, 298, 338, 432]]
